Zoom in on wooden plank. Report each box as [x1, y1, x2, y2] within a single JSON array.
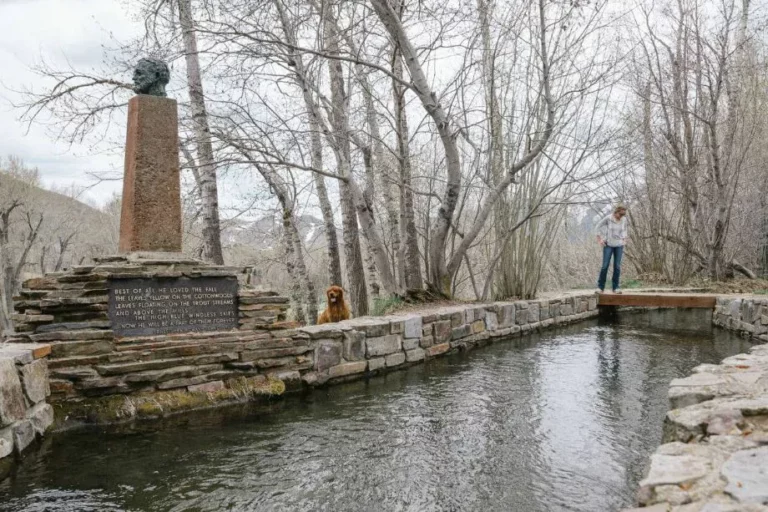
[[597, 293, 716, 309]]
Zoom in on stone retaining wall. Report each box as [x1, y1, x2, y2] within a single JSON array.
[[293, 294, 598, 387], [0, 343, 53, 475], [10, 277, 597, 423], [712, 295, 768, 341], [626, 344, 768, 511]]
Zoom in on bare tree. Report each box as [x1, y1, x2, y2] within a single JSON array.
[[0, 158, 44, 333], [177, 0, 225, 264], [631, 0, 761, 280]]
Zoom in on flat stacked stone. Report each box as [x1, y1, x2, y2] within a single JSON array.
[[713, 296, 768, 341], [238, 290, 290, 330], [627, 336, 768, 511], [0, 343, 53, 468], [11, 254, 250, 334]]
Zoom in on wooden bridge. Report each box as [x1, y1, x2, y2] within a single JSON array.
[[597, 292, 717, 309]]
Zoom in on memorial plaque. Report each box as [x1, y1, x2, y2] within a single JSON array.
[[108, 277, 239, 337]]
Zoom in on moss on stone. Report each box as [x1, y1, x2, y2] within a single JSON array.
[[266, 377, 286, 395], [53, 395, 135, 427], [134, 399, 163, 417], [51, 376, 286, 429]]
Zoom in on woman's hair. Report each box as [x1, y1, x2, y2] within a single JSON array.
[[614, 203, 627, 213]]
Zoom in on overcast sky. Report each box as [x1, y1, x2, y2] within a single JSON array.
[[0, 0, 141, 205]]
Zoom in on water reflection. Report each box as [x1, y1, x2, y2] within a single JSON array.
[[0, 310, 753, 512]]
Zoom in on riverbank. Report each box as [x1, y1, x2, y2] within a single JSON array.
[[624, 294, 768, 510]]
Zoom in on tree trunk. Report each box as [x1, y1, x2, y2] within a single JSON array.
[[282, 211, 307, 325], [323, 5, 369, 315], [309, 115, 344, 288], [233, 141, 319, 323], [286, 214, 318, 323], [274, 0, 344, 290], [360, 149, 380, 300], [0, 262, 12, 334], [385, 52, 403, 287], [177, 0, 224, 264], [477, 0, 507, 240], [391, 30, 423, 290], [0, 213, 12, 334], [39, 246, 47, 276]]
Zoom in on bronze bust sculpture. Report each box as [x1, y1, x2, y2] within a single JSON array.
[[132, 58, 170, 97]]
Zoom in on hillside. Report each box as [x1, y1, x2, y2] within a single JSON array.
[[223, 213, 328, 252], [0, 171, 117, 276]]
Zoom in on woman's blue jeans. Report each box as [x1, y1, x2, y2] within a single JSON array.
[[597, 245, 623, 291]]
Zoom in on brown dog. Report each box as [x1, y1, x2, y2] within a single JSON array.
[[317, 286, 351, 324]]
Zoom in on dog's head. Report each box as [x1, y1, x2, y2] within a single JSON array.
[[326, 286, 344, 305]]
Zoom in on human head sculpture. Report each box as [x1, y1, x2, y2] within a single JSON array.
[[132, 58, 170, 97]]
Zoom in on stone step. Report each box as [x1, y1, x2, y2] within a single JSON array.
[[114, 337, 300, 360], [49, 339, 114, 358], [115, 330, 270, 346], [113, 334, 280, 354], [47, 354, 110, 369], [0, 343, 51, 363], [110, 343, 248, 363], [36, 321, 112, 333], [123, 363, 224, 384], [30, 330, 114, 343], [95, 353, 238, 376], [240, 345, 312, 361], [238, 296, 290, 305]]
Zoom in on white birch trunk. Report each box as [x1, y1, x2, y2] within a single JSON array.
[[391, 35, 423, 290], [309, 115, 344, 288], [177, 0, 224, 264], [322, 5, 369, 315]]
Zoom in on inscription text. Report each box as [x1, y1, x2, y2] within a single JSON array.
[[108, 277, 239, 336]]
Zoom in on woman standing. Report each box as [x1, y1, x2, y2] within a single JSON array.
[[594, 204, 628, 293]]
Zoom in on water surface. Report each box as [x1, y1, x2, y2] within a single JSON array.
[[0, 310, 752, 511]]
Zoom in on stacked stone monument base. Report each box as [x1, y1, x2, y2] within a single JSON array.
[[0, 343, 53, 478], [8, 255, 293, 407]]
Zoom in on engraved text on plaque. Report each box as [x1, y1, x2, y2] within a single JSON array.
[[108, 277, 238, 337]]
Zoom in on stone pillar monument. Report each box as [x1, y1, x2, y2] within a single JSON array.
[[118, 58, 182, 254]]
